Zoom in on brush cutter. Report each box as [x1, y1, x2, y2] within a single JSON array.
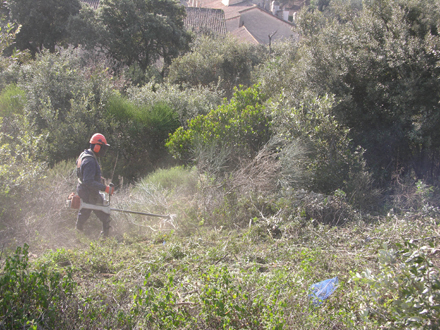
[[66, 192, 171, 219]]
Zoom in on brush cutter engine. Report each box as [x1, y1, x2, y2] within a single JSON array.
[[66, 192, 81, 209]]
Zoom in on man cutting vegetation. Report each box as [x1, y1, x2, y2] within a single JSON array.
[[75, 133, 115, 237]]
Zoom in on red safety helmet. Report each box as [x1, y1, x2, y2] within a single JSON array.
[[89, 133, 110, 154]]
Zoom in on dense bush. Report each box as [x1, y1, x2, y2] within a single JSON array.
[[105, 94, 181, 181], [167, 35, 267, 97], [127, 81, 223, 128], [0, 244, 76, 329], [269, 94, 380, 209], [16, 48, 115, 164], [0, 113, 47, 231], [290, 0, 440, 186], [166, 85, 271, 168]]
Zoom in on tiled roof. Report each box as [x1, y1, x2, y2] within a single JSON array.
[[238, 7, 296, 44], [184, 7, 227, 35], [79, 0, 297, 45], [198, 0, 255, 20], [80, 0, 100, 10], [195, 0, 296, 44], [230, 26, 259, 44]]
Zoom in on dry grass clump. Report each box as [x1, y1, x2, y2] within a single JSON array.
[[230, 144, 281, 195], [109, 166, 199, 237], [0, 161, 79, 253], [289, 189, 358, 226]]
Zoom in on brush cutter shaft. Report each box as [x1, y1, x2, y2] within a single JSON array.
[[110, 208, 170, 219], [79, 201, 170, 218]]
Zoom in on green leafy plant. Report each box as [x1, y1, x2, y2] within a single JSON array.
[[0, 83, 26, 117], [0, 244, 76, 329], [133, 271, 191, 329], [166, 84, 271, 167], [356, 242, 440, 328], [167, 35, 267, 96], [105, 94, 181, 180], [196, 266, 286, 329]]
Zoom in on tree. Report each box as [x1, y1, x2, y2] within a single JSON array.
[[7, 0, 81, 55], [310, 0, 332, 12], [16, 48, 115, 165], [94, 0, 192, 74], [313, 0, 440, 185], [67, 4, 102, 52], [258, 0, 440, 186], [167, 35, 267, 97]]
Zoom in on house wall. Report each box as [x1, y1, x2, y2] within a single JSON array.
[[222, 0, 246, 6], [226, 16, 241, 31]]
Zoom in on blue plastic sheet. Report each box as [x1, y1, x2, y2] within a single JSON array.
[[309, 277, 338, 306]]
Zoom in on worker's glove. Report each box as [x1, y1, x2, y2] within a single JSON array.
[[105, 184, 115, 196]]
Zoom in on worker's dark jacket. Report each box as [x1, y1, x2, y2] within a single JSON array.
[[76, 149, 106, 204]]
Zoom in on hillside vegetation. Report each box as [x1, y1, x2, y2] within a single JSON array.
[[1, 0, 440, 329]]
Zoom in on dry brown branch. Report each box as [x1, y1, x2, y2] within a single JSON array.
[[230, 144, 281, 195]]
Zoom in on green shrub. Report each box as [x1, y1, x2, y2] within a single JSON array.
[[132, 266, 286, 329], [0, 244, 76, 329], [197, 266, 285, 329], [0, 83, 26, 117], [127, 81, 223, 127], [133, 272, 191, 329], [166, 84, 271, 167], [167, 35, 267, 97], [0, 114, 47, 226], [356, 241, 440, 329], [16, 48, 115, 165], [105, 94, 181, 181], [270, 94, 381, 210]]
